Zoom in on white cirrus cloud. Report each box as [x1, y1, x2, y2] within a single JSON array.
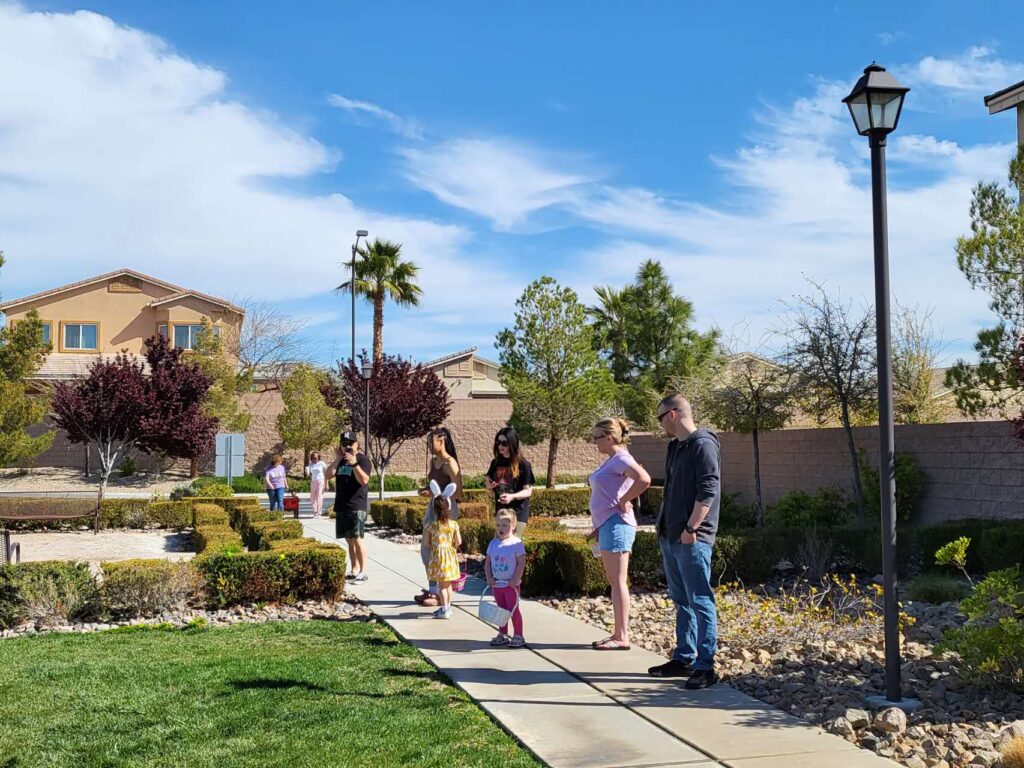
[[327, 93, 424, 139], [399, 138, 596, 230]]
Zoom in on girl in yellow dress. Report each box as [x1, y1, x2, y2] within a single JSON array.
[[424, 480, 462, 619]]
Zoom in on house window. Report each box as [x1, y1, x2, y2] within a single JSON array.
[[63, 323, 98, 351], [172, 323, 219, 350], [158, 324, 168, 338], [6, 320, 51, 345]]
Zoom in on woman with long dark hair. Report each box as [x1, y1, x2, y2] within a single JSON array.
[[485, 426, 535, 536], [414, 426, 463, 606]]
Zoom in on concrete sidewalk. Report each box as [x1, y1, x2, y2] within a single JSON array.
[[304, 519, 899, 768]]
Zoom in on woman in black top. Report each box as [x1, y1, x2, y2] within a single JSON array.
[[485, 426, 535, 536]]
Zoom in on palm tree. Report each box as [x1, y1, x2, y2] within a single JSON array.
[[337, 239, 422, 361]]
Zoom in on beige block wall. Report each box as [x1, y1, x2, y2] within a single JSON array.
[[630, 421, 1024, 525]]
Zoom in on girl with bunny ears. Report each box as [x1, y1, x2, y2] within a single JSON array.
[[422, 480, 462, 619]]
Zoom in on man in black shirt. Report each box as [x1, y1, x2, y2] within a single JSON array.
[[648, 394, 721, 689], [327, 432, 372, 583]]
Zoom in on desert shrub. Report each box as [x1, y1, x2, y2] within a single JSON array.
[[194, 526, 243, 555], [192, 503, 230, 528], [119, 456, 138, 478], [195, 548, 346, 608], [248, 520, 304, 550], [860, 451, 926, 523], [906, 574, 971, 604], [940, 567, 1024, 691], [0, 561, 99, 628], [530, 488, 591, 517], [935, 536, 973, 583], [1002, 735, 1024, 768], [100, 559, 204, 618], [766, 487, 851, 529]]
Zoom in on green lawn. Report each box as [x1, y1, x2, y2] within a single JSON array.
[[0, 621, 541, 768]]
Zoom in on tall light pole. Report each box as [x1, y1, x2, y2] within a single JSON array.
[[351, 229, 369, 364], [843, 63, 911, 706], [361, 358, 374, 497]]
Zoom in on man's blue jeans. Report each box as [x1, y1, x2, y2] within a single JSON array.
[[658, 536, 718, 670]]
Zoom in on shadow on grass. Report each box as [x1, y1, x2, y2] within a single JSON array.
[[229, 678, 331, 693]]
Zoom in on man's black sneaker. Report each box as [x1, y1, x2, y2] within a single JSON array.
[[648, 659, 693, 678], [685, 669, 720, 690]]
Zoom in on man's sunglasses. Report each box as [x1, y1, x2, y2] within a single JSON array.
[[657, 407, 679, 422]]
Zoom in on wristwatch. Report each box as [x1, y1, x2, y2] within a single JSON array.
[[685, 525, 698, 535]]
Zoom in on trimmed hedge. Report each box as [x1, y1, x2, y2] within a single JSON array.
[[529, 488, 591, 517], [460, 489, 493, 509], [192, 503, 230, 528], [267, 538, 343, 552], [234, 507, 284, 543], [194, 526, 244, 555], [194, 547, 347, 608], [458, 502, 491, 520], [0, 498, 191, 531], [190, 496, 262, 528], [520, 533, 606, 597], [248, 520, 304, 551]]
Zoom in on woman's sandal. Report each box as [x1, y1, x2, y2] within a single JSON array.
[[592, 637, 630, 651], [591, 636, 615, 648]]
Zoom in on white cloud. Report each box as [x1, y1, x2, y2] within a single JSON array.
[[0, 2, 515, 356], [877, 32, 910, 46], [327, 93, 423, 139], [399, 138, 595, 230], [911, 46, 1024, 95]]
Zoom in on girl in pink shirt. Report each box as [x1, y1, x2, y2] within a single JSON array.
[[485, 509, 527, 648]]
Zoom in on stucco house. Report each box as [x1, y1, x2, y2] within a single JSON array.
[[422, 346, 507, 399], [0, 268, 244, 380], [0, 268, 245, 470]]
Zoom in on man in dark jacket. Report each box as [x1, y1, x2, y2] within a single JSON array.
[[649, 394, 721, 689]]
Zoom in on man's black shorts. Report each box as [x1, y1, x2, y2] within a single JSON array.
[[336, 507, 366, 539]]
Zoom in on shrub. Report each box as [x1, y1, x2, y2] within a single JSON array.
[[370, 501, 415, 529], [720, 493, 757, 529], [458, 502, 491, 520], [0, 561, 99, 628], [100, 559, 204, 618], [629, 531, 664, 587], [639, 486, 663, 518], [195, 548, 347, 607], [368, 474, 419, 492], [1002, 736, 1024, 768], [460, 488, 493, 509], [146, 501, 191, 528], [520, 532, 606, 597], [905, 574, 971, 604], [935, 536, 973, 583], [860, 451, 926, 523], [235, 507, 283, 542], [711, 534, 776, 584], [99, 499, 153, 528], [194, 526, 243, 555], [527, 517, 562, 534], [248, 520, 304, 551], [456, 519, 493, 554], [192, 503, 230, 528], [979, 523, 1024, 571], [267, 538, 342, 552], [119, 456, 138, 478], [940, 567, 1024, 691], [230, 474, 266, 494], [766, 488, 851, 529], [530, 488, 591, 517], [912, 520, 995, 574], [191, 481, 233, 498]]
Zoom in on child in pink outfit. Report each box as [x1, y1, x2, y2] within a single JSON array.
[[485, 509, 527, 648]]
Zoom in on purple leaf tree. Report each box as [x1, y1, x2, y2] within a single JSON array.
[[322, 352, 450, 498]]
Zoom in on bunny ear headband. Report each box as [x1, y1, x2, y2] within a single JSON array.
[[429, 480, 457, 499]]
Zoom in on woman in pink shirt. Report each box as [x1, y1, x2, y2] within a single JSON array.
[[588, 418, 651, 651]]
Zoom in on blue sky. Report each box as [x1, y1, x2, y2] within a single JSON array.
[[2, 1, 1023, 367]]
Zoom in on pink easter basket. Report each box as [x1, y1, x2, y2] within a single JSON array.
[[452, 562, 468, 592]]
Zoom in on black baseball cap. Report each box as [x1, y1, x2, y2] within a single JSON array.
[[341, 431, 358, 445]]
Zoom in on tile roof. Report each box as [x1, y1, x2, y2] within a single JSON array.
[[0, 268, 242, 314]]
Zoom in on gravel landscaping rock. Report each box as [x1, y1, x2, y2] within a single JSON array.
[[0, 594, 372, 638], [543, 587, 1024, 768]]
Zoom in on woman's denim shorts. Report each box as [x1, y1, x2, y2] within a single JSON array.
[[598, 514, 636, 553]]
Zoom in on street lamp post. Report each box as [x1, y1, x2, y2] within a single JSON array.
[[361, 358, 373, 494], [351, 229, 369, 364], [843, 63, 911, 706]]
